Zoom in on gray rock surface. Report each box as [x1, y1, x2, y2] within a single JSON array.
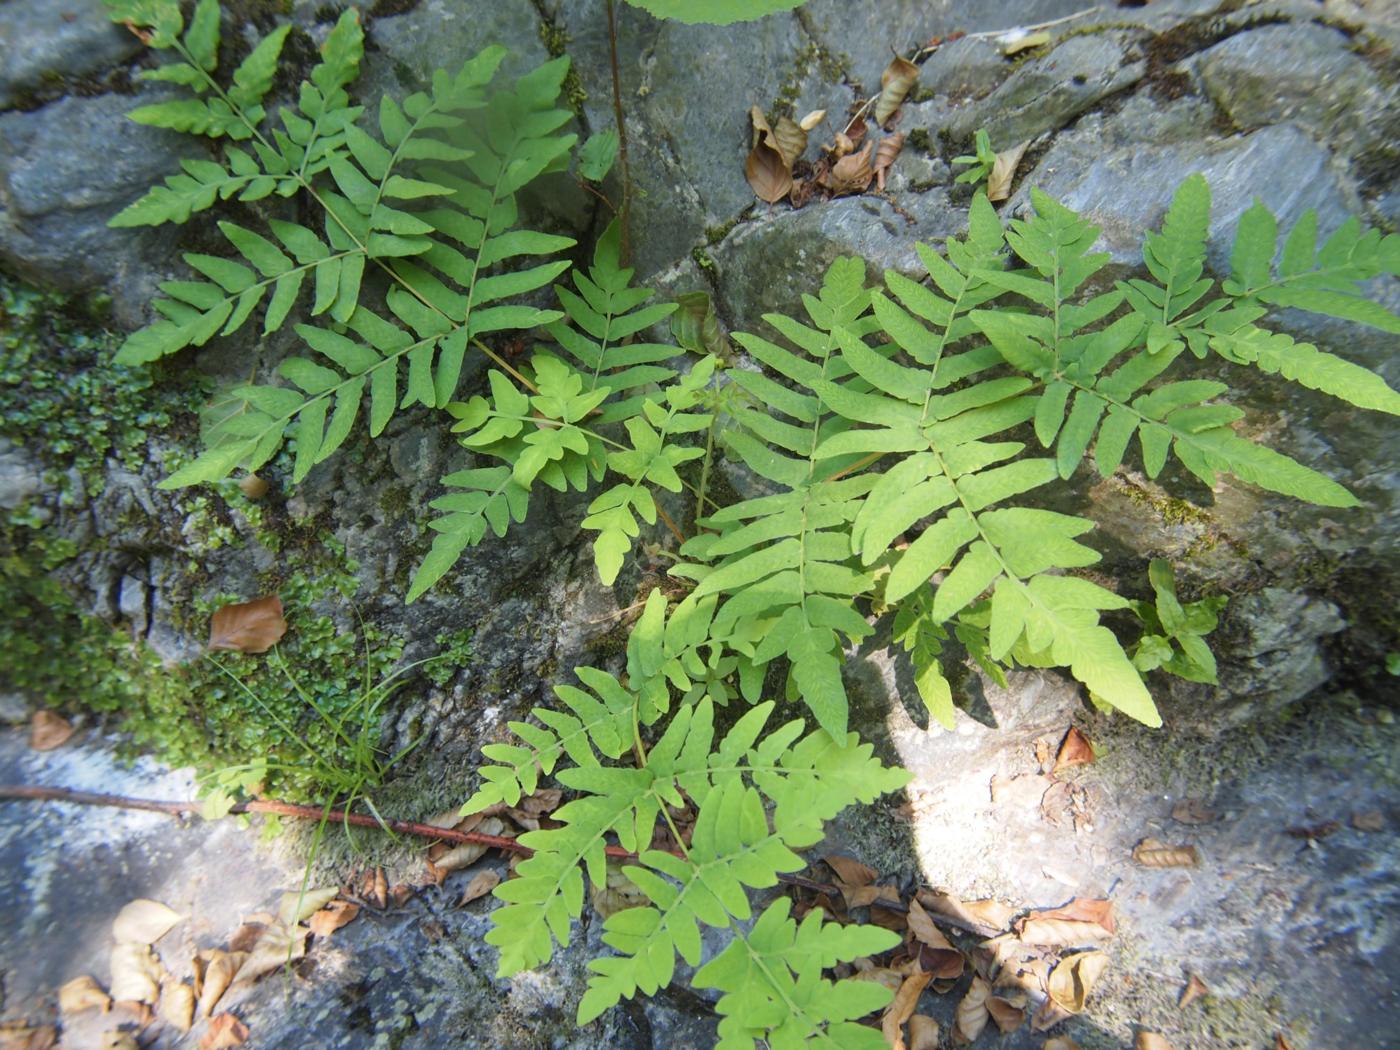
[[0, 0, 141, 109]]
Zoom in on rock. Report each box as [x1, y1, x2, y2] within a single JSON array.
[[0, 693, 29, 724], [918, 36, 1010, 103], [0, 0, 141, 110], [0, 437, 44, 511], [1195, 22, 1400, 163], [0, 91, 183, 324], [946, 31, 1147, 147]]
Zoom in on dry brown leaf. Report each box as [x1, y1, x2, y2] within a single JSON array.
[[1046, 950, 1109, 1015], [236, 922, 308, 983], [1352, 810, 1385, 832], [370, 866, 389, 908], [590, 860, 649, 918], [824, 140, 873, 196], [954, 975, 991, 1044], [1136, 1033, 1174, 1050], [906, 899, 964, 979], [460, 869, 502, 906], [987, 991, 1027, 1033], [1043, 1039, 1084, 1050], [431, 816, 506, 873], [200, 1013, 249, 1050], [882, 972, 933, 1047], [1017, 898, 1115, 946], [515, 789, 562, 816], [1133, 838, 1200, 868], [1275, 1036, 1295, 1050], [770, 115, 809, 169], [917, 889, 1015, 936], [874, 132, 905, 191], [1032, 997, 1074, 1031], [113, 898, 185, 946], [308, 900, 360, 938], [276, 887, 339, 925], [1171, 798, 1219, 825], [798, 108, 826, 132], [998, 29, 1052, 55], [196, 950, 246, 1017], [1179, 972, 1209, 1008], [2, 1029, 56, 1050], [59, 975, 110, 1014], [1034, 736, 1054, 773], [207, 595, 286, 654], [908, 1015, 939, 1050], [108, 943, 161, 1003], [746, 139, 792, 203], [825, 855, 878, 887], [159, 979, 196, 1032], [987, 140, 1029, 203], [875, 55, 920, 126], [844, 882, 901, 909], [1053, 726, 1095, 771], [29, 710, 74, 751], [237, 474, 268, 500]]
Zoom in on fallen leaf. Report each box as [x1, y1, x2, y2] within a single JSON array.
[[370, 866, 388, 908], [1275, 1036, 1295, 1050], [1035, 736, 1054, 773], [430, 816, 506, 873], [954, 974, 991, 1043], [0, 1029, 57, 1050], [905, 899, 964, 978], [308, 900, 360, 938], [997, 28, 1052, 55], [195, 950, 246, 1017], [844, 882, 901, 909], [1352, 810, 1385, 832], [1044, 1039, 1084, 1050], [1180, 972, 1209, 1008], [237, 475, 268, 500], [825, 855, 878, 887], [388, 882, 414, 908], [459, 869, 501, 906], [1033, 997, 1074, 1031], [59, 975, 110, 1014], [746, 135, 792, 203], [235, 922, 308, 983], [1039, 780, 1077, 828], [515, 789, 562, 816], [852, 968, 905, 999], [159, 979, 196, 1032], [917, 889, 1016, 936], [882, 972, 933, 1047], [798, 108, 826, 131], [1171, 798, 1219, 825], [671, 290, 731, 357], [30, 710, 75, 751], [113, 898, 185, 945], [908, 1015, 939, 1050], [823, 140, 873, 196], [591, 860, 649, 918], [276, 887, 339, 925], [200, 1013, 249, 1050], [875, 55, 920, 126], [1016, 898, 1116, 946], [987, 140, 1029, 202], [770, 115, 809, 169], [207, 595, 286, 654], [226, 920, 270, 954], [1046, 950, 1109, 1015], [874, 132, 906, 191], [1053, 726, 1095, 771], [1136, 1033, 1174, 1050], [108, 943, 161, 1003], [987, 990, 1027, 1033], [1132, 838, 1200, 867], [99, 1035, 136, 1050]]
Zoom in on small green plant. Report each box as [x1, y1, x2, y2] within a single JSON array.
[[1126, 560, 1226, 685], [952, 127, 997, 189]]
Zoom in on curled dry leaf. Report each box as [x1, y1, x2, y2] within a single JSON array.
[[874, 132, 905, 191], [276, 887, 339, 926], [798, 108, 826, 131], [905, 899, 964, 979], [987, 991, 1027, 1033], [955, 975, 991, 1044], [29, 710, 74, 751], [1179, 972, 1209, 1008], [824, 855, 877, 887], [1136, 1033, 1174, 1050], [745, 108, 792, 204], [515, 788, 562, 817], [200, 1013, 249, 1050], [308, 900, 360, 938], [844, 882, 901, 909], [823, 140, 873, 196], [882, 972, 933, 1047], [237, 474, 268, 500], [1046, 950, 1109, 1015], [1017, 898, 1115, 946], [917, 888, 1015, 936], [369, 866, 389, 908], [460, 868, 502, 906], [908, 1015, 939, 1050], [998, 28, 1051, 55], [236, 922, 308, 984], [195, 950, 246, 1017], [1171, 798, 1219, 825], [1053, 726, 1095, 771], [227, 920, 269, 954], [1133, 838, 1200, 868], [159, 979, 196, 1033], [108, 943, 161, 1004], [113, 898, 185, 945], [987, 140, 1030, 203], [875, 55, 920, 126], [1275, 1035, 1296, 1050], [0, 1025, 57, 1050], [770, 115, 809, 169], [1044, 1039, 1084, 1050], [591, 860, 649, 919], [207, 595, 286, 654], [59, 975, 110, 1014]]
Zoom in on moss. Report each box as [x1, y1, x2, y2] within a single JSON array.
[[691, 246, 717, 273], [704, 216, 742, 246], [426, 626, 474, 687], [0, 275, 203, 500], [904, 127, 934, 155], [534, 10, 587, 117]]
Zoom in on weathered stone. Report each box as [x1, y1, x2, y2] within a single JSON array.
[[0, 437, 44, 511], [0, 0, 141, 110], [1196, 22, 1400, 162]]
